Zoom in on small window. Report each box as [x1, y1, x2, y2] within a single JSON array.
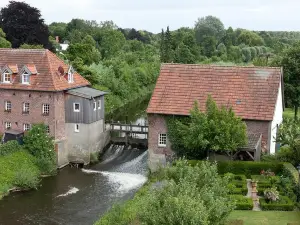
[[3, 72, 11, 83], [23, 102, 30, 113], [73, 103, 80, 112], [75, 124, 80, 132], [93, 101, 97, 111], [158, 134, 167, 147], [22, 72, 30, 84], [5, 101, 11, 112], [68, 72, 74, 83], [98, 99, 101, 109], [5, 122, 11, 130], [23, 123, 31, 131], [45, 125, 50, 134], [42, 104, 50, 115]]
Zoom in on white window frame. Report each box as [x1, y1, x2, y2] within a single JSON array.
[[23, 102, 30, 113], [68, 71, 74, 83], [22, 72, 30, 84], [23, 123, 31, 131], [3, 72, 11, 83], [5, 122, 11, 130], [75, 124, 80, 133], [93, 101, 97, 111], [158, 133, 167, 147], [98, 99, 101, 109], [5, 101, 11, 111], [42, 104, 50, 115], [73, 103, 80, 112]]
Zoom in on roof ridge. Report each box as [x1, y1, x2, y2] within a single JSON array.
[[162, 63, 281, 69]]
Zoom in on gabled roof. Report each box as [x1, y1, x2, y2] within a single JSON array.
[[66, 87, 107, 99], [0, 49, 90, 91], [147, 64, 283, 121]]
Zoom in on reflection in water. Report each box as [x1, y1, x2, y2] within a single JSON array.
[[0, 146, 148, 225]]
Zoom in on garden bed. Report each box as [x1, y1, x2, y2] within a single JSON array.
[[260, 196, 295, 211], [230, 195, 253, 210]]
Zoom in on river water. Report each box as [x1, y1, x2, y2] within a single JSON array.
[[0, 97, 150, 225]]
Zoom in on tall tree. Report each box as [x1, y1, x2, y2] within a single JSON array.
[[277, 42, 300, 119], [0, 1, 50, 48], [159, 29, 166, 62], [164, 26, 173, 63], [195, 16, 225, 44]]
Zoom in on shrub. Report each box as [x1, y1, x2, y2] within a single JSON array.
[[0, 140, 23, 156], [260, 196, 294, 211], [229, 187, 248, 195], [216, 161, 284, 176], [264, 187, 280, 202], [283, 163, 299, 184], [230, 195, 253, 210], [23, 124, 57, 175]]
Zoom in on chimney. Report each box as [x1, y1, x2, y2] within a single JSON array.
[[55, 36, 59, 43]]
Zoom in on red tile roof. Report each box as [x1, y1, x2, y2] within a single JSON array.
[[147, 64, 283, 121], [0, 49, 90, 91]]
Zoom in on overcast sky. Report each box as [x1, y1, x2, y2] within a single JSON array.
[[0, 0, 299, 33]]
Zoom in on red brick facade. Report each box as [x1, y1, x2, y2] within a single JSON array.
[[0, 89, 66, 140], [148, 114, 271, 155]]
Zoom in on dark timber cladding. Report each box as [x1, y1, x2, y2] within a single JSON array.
[[65, 87, 107, 124]]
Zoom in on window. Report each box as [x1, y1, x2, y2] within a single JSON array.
[[158, 134, 167, 147], [98, 99, 101, 109], [5, 101, 11, 112], [42, 104, 50, 115], [22, 72, 30, 84], [93, 101, 97, 111], [46, 125, 50, 134], [75, 124, 79, 132], [73, 103, 80, 112], [68, 71, 74, 83], [3, 72, 11, 83], [23, 102, 30, 114], [5, 122, 11, 130], [23, 123, 31, 131]]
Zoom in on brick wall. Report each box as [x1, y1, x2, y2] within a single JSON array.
[[148, 114, 271, 155], [148, 114, 172, 156], [0, 89, 66, 140]]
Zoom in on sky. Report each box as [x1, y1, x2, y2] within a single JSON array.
[[0, 0, 299, 33]]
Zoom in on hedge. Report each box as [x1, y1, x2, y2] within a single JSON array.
[[231, 180, 247, 188], [230, 187, 248, 195], [251, 175, 280, 184], [230, 195, 253, 210], [283, 163, 299, 184], [260, 196, 294, 211]]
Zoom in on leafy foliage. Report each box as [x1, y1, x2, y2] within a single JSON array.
[[264, 187, 280, 202], [167, 96, 247, 159], [260, 196, 294, 211], [0, 28, 11, 47], [0, 1, 51, 48], [0, 140, 22, 156], [23, 124, 56, 175]]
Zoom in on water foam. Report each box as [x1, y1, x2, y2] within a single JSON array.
[[82, 169, 147, 193], [57, 187, 79, 197]]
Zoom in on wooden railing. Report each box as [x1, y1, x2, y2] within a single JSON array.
[[110, 123, 148, 134]]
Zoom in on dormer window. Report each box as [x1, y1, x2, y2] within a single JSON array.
[[3, 72, 11, 83], [68, 66, 74, 83], [22, 72, 30, 84]]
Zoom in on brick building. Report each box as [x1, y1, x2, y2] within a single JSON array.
[[0, 49, 108, 167], [147, 64, 284, 170]]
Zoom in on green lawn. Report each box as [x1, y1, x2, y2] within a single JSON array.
[[228, 210, 300, 225], [283, 108, 299, 119]]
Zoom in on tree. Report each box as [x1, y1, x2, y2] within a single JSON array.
[[242, 47, 252, 62], [174, 43, 196, 64], [0, 28, 11, 48], [67, 42, 101, 65], [19, 44, 43, 49], [159, 29, 166, 62], [48, 22, 67, 42], [167, 96, 247, 159], [195, 16, 225, 44], [164, 26, 173, 63], [237, 30, 265, 46], [202, 36, 217, 57], [0, 1, 50, 48], [277, 42, 300, 119]]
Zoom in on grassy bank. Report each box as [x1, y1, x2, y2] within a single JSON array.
[[227, 210, 300, 225], [0, 151, 40, 199], [283, 108, 300, 119]]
